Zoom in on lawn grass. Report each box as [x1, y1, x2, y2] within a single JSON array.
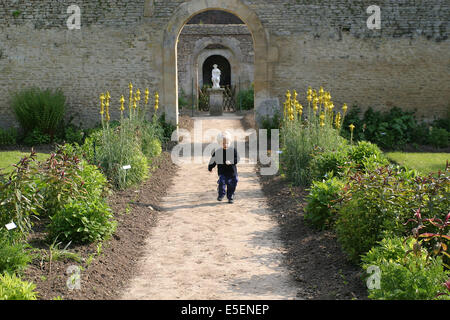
[[0, 151, 49, 174], [386, 152, 449, 174]]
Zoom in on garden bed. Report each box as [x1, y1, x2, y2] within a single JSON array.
[[11, 115, 194, 300], [257, 164, 368, 300], [20, 150, 178, 300], [240, 113, 368, 299]]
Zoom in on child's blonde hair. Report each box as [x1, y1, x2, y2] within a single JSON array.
[[217, 131, 232, 147]]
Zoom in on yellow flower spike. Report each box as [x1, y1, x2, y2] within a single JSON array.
[[307, 86, 312, 96], [313, 97, 319, 105], [319, 87, 324, 95], [286, 90, 291, 100], [120, 95, 125, 112], [133, 95, 137, 109], [100, 94, 105, 115], [145, 88, 150, 105], [342, 103, 348, 114], [307, 95, 312, 103], [136, 89, 141, 101], [313, 104, 318, 114], [154, 92, 159, 111], [349, 124, 355, 132]]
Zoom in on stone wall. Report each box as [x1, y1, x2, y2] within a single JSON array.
[[0, 0, 448, 128]]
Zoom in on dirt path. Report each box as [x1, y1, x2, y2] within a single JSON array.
[[121, 115, 299, 300]]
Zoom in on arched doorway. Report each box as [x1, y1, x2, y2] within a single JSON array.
[[202, 55, 231, 88], [162, 0, 273, 126]]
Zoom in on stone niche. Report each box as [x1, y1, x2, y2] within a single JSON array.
[[177, 24, 255, 107]]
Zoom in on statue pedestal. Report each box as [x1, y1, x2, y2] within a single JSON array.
[[207, 88, 225, 116]]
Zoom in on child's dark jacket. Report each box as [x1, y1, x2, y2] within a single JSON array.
[[208, 147, 240, 177]]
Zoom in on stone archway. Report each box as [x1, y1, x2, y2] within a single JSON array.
[[162, 0, 274, 126]]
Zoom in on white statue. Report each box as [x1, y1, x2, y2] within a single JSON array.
[[211, 64, 221, 89]]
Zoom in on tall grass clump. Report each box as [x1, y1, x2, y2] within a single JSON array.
[[11, 87, 66, 141], [280, 87, 349, 186], [92, 84, 163, 190]]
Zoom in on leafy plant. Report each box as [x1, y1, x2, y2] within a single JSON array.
[[362, 237, 450, 300], [37, 147, 88, 217], [11, 87, 66, 141], [48, 199, 117, 244], [0, 151, 43, 235], [310, 145, 350, 181], [304, 177, 344, 230], [63, 126, 85, 145], [237, 85, 254, 110], [348, 141, 387, 168], [0, 234, 32, 274], [428, 128, 449, 149], [23, 129, 51, 146], [261, 113, 281, 141], [336, 164, 449, 263], [46, 238, 81, 263], [0, 273, 38, 300], [0, 127, 17, 146]]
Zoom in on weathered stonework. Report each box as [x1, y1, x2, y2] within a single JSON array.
[[0, 0, 448, 129], [177, 24, 254, 106]]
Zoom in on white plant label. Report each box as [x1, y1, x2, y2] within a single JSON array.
[[5, 222, 17, 230], [66, 265, 81, 290], [122, 165, 131, 170]]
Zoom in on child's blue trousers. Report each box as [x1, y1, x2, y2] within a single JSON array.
[[218, 175, 238, 200]]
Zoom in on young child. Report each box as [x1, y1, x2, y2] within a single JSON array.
[[208, 131, 240, 204]]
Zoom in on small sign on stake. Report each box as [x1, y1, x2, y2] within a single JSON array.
[[122, 165, 131, 170], [5, 222, 17, 230]]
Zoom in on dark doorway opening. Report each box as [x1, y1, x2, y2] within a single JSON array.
[[202, 55, 231, 88]]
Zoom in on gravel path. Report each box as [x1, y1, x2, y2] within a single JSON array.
[[121, 115, 299, 300]]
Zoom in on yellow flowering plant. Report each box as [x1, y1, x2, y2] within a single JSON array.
[[280, 86, 349, 186]]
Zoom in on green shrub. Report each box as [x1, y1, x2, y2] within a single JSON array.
[[63, 126, 85, 145], [94, 125, 149, 190], [11, 87, 66, 141], [0, 236, 32, 274], [432, 110, 450, 132], [261, 113, 281, 140], [237, 85, 254, 110], [0, 273, 38, 300], [362, 237, 450, 300], [143, 138, 162, 159], [304, 177, 344, 230], [37, 148, 89, 217], [310, 146, 350, 181], [0, 127, 18, 146], [23, 129, 51, 146], [0, 152, 44, 235], [348, 141, 387, 168], [48, 199, 117, 244], [336, 165, 449, 263], [428, 128, 449, 149], [157, 113, 176, 143]]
